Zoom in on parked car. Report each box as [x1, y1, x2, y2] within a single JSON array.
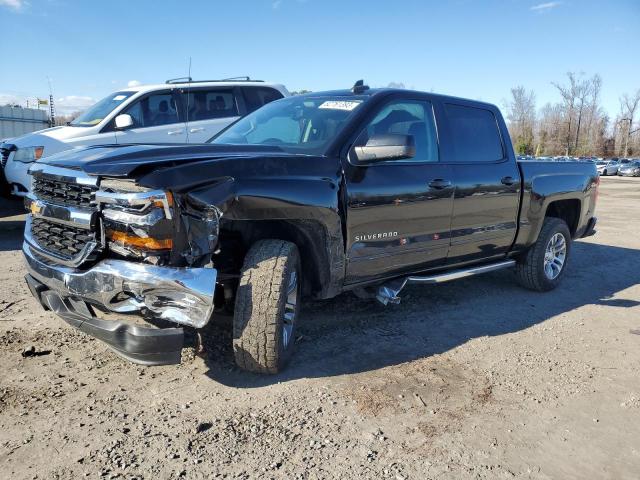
[[596, 159, 619, 176], [618, 160, 640, 176], [22, 82, 598, 373], [1, 78, 288, 196]]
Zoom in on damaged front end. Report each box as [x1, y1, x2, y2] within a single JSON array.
[[23, 166, 221, 365]]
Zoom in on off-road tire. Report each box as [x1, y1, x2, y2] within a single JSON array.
[[233, 240, 300, 374], [516, 217, 572, 292]]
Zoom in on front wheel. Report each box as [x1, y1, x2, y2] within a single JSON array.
[[516, 217, 571, 292], [233, 240, 301, 374], [602, 169, 608, 176]]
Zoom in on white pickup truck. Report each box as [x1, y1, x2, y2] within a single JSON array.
[[1, 78, 288, 196]]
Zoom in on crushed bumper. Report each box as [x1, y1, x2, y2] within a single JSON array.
[[23, 241, 217, 365]]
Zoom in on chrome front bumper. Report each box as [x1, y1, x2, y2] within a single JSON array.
[[23, 241, 217, 365]]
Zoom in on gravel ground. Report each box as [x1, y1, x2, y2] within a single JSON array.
[[1, 176, 639, 479]]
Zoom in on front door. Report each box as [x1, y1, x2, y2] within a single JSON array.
[[115, 89, 187, 144], [441, 102, 521, 264], [344, 97, 455, 284]]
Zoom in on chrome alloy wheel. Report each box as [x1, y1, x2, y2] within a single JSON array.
[[543, 232, 567, 280], [282, 271, 298, 348]]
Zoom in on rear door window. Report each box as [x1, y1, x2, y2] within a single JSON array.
[[185, 88, 239, 122], [242, 87, 284, 113], [444, 104, 504, 162]]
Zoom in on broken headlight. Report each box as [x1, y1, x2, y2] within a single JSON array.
[[97, 179, 174, 261]]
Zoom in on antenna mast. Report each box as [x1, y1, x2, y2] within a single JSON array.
[[47, 77, 56, 127]]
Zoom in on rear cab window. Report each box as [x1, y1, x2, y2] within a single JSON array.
[[443, 103, 504, 162]]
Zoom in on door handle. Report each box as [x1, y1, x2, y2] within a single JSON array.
[[189, 127, 205, 133], [501, 176, 517, 186], [168, 129, 184, 135], [428, 179, 452, 189]]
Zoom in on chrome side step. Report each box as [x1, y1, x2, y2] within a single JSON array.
[[375, 259, 516, 305]]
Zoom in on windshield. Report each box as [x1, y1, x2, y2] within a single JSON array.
[[70, 91, 136, 127], [209, 95, 367, 154]]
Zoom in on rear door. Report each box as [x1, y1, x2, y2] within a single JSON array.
[[113, 89, 187, 144], [344, 95, 454, 284], [440, 102, 521, 264], [183, 87, 242, 143]]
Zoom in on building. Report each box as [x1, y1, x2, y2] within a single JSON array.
[[0, 106, 49, 141]]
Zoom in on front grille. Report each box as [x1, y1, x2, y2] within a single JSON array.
[[32, 176, 96, 208], [31, 217, 95, 259]]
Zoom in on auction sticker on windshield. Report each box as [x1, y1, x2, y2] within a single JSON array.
[[318, 100, 362, 111]]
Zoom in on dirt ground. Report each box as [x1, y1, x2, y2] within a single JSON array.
[[0, 176, 639, 480]]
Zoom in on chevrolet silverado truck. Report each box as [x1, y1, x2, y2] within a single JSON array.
[[23, 82, 598, 373]]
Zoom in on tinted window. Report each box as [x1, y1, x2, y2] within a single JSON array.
[[123, 92, 179, 128], [243, 87, 284, 113], [444, 104, 504, 162], [185, 89, 239, 122], [355, 100, 439, 162]]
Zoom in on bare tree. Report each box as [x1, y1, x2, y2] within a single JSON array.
[[505, 86, 536, 154], [552, 72, 602, 156], [617, 90, 640, 157]]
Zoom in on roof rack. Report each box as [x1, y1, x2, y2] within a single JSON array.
[[165, 76, 264, 84]]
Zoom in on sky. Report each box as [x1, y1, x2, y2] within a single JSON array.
[[0, 0, 638, 118]]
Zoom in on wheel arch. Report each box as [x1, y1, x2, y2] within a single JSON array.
[[544, 198, 581, 237], [217, 217, 345, 299]]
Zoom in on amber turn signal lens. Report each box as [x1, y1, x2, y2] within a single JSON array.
[[153, 191, 173, 209], [107, 230, 172, 250], [34, 146, 44, 161]]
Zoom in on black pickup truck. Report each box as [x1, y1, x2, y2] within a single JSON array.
[[23, 82, 598, 373]]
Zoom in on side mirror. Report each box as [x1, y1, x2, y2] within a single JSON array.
[[114, 114, 134, 130], [353, 134, 415, 163]]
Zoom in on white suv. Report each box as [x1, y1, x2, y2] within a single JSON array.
[[1, 78, 289, 196]]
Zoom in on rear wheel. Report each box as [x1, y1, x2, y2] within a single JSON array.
[[232, 240, 300, 374], [516, 217, 571, 292], [603, 169, 608, 176]]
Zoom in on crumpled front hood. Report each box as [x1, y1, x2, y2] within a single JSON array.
[[40, 143, 300, 178]]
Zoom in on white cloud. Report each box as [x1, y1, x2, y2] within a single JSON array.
[[0, 0, 27, 10], [0, 93, 28, 106], [272, 0, 282, 8], [56, 95, 96, 115], [127, 80, 142, 87], [530, 2, 562, 12]]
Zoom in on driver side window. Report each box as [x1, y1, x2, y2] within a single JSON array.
[[357, 100, 439, 162], [122, 92, 180, 128]]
